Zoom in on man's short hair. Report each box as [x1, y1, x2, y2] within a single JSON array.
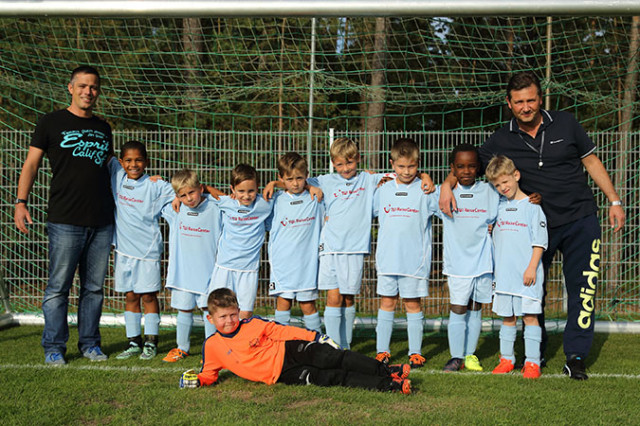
[[231, 164, 258, 188], [70, 65, 101, 86], [277, 152, 308, 178], [207, 288, 239, 313], [120, 140, 148, 160], [506, 71, 542, 99], [171, 168, 200, 193], [485, 155, 518, 182], [330, 137, 359, 161], [448, 143, 479, 166], [390, 138, 420, 162]]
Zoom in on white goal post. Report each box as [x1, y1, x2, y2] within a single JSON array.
[[1, 0, 640, 17]]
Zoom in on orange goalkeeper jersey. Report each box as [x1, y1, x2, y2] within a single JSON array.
[[197, 316, 318, 386]]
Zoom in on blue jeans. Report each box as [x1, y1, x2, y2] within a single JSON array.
[[42, 222, 113, 355]]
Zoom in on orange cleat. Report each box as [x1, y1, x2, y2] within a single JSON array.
[[492, 357, 515, 374], [162, 348, 189, 363], [376, 351, 391, 364], [522, 361, 541, 379]]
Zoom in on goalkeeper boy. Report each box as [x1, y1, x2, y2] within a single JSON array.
[[179, 288, 412, 394]]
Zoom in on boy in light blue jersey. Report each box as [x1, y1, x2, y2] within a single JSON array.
[[373, 138, 438, 369], [298, 138, 388, 349], [108, 141, 175, 360], [434, 144, 499, 373], [266, 153, 324, 332], [486, 155, 548, 379], [161, 169, 222, 363], [208, 164, 273, 320]]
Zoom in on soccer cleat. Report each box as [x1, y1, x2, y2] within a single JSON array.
[[464, 354, 483, 372], [163, 348, 189, 363], [139, 342, 157, 360], [408, 353, 426, 369], [83, 346, 108, 362], [442, 357, 464, 372], [390, 377, 412, 395], [115, 343, 142, 360], [563, 355, 588, 380], [492, 357, 515, 374], [376, 352, 391, 364], [388, 363, 411, 380], [522, 361, 541, 379], [44, 352, 66, 365]]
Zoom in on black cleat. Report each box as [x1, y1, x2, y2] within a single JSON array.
[[563, 355, 588, 380], [442, 357, 464, 372]]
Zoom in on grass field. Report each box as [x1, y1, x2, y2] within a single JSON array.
[[1, 324, 639, 425]]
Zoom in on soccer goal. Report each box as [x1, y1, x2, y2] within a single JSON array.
[[1, 4, 639, 331]]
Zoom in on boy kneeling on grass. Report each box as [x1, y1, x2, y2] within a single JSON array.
[[179, 288, 412, 394]]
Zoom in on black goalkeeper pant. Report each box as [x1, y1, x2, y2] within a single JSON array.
[[277, 340, 393, 391]]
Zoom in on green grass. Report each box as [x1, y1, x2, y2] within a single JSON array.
[[1, 325, 639, 425]]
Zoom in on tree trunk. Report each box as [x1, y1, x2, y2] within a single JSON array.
[[606, 16, 639, 298], [365, 17, 388, 171], [278, 18, 287, 151], [182, 18, 203, 112]]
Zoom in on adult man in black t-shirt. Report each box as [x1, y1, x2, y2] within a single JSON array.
[[439, 71, 625, 380], [15, 66, 115, 365]]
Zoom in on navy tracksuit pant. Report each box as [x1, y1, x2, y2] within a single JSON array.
[[539, 214, 601, 360]]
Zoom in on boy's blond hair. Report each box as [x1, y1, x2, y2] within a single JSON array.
[[390, 138, 420, 162], [485, 155, 518, 182], [277, 152, 308, 178], [207, 288, 239, 313], [171, 168, 201, 193], [231, 164, 259, 188], [330, 137, 359, 161]]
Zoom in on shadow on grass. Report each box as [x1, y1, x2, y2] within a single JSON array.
[[587, 332, 609, 367]]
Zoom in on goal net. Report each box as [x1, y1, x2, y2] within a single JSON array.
[[1, 16, 638, 327]]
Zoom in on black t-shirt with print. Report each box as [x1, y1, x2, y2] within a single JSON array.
[[31, 109, 114, 227]]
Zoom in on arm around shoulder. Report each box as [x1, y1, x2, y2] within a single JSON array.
[[437, 171, 458, 217]]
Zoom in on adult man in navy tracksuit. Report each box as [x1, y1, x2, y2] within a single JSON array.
[[440, 71, 625, 380]]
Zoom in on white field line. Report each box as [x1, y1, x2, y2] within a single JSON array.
[[0, 363, 186, 374], [1, 363, 639, 380], [409, 369, 640, 380]]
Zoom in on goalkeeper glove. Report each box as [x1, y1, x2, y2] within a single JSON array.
[[315, 333, 341, 350], [179, 369, 200, 389]]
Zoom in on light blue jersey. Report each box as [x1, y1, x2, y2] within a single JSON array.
[[266, 190, 324, 293], [308, 171, 385, 255], [162, 195, 222, 294], [214, 195, 273, 272], [108, 158, 175, 260], [493, 197, 548, 301], [434, 182, 499, 278], [373, 178, 439, 278]]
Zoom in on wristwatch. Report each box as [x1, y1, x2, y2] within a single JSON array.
[[611, 200, 623, 207], [15, 198, 28, 205]]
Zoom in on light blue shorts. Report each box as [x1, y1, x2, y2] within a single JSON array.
[[209, 266, 258, 312], [318, 253, 364, 295], [492, 293, 542, 317], [271, 289, 319, 302], [170, 289, 208, 311], [447, 274, 493, 306], [114, 253, 161, 294], [377, 275, 428, 299]]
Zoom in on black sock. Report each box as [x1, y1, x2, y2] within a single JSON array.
[[144, 335, 158, 345], [128, 335, 143, 348]]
